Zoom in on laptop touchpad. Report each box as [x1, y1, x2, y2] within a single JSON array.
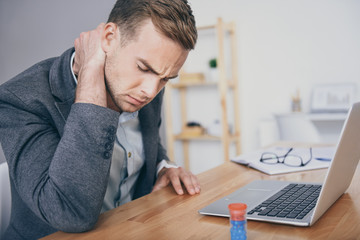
[[223, 180, 287, 209]]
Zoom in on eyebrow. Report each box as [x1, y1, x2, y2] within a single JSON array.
[[139, 58, 178, 80]]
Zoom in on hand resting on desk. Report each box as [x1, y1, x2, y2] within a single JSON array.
[[152, 167, 201, 195]]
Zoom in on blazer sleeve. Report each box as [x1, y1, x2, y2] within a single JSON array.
[[0, 88, 120, 232]]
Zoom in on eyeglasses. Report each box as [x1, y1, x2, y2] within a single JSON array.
[[260, 147, 313, 167]]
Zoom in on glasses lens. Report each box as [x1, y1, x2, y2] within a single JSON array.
[[284, 155, 303, 167], [261, 153, 279, 164]]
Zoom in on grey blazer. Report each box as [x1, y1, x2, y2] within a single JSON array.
[[0, 48, 169, 239]]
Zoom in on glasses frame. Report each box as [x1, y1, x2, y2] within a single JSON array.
[[259, 147, 313, 167]]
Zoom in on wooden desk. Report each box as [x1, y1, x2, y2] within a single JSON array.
[[42, 161, 360, 239]]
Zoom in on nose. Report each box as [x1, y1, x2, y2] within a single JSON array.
[[140, 76, 160, 100]]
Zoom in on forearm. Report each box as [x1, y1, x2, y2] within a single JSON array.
[[1, 101, 119, 232], [44, 103, 119, 230]]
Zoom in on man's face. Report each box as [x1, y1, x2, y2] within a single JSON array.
[[103, 20, 189, 113]]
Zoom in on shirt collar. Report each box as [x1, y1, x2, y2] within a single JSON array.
[[119, 111, 138, 123], [70, 52, 78, 84]]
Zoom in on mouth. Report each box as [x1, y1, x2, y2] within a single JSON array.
[[127, 95, 146, 106]]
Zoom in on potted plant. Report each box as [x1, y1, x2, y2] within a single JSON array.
[[208, 58, 218, 82]]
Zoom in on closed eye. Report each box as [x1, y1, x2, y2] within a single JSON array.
[[137, 65, 149, 72], [137, 59, 178, 82]]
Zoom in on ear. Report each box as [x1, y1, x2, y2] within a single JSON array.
[[101, 22, 119, 53]]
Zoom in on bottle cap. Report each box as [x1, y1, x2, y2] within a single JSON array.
[[228, 203, 247, 221]]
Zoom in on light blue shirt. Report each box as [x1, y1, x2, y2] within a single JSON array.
[[102, 112, 145, 212]]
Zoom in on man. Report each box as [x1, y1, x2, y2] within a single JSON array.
[[0, 0, 200, 239]]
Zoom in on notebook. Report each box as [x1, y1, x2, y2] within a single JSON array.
[[199, 102, 360, 226], [230, 146, 335, 175]]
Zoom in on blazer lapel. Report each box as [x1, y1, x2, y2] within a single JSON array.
[[139, 105, 157, 178], [55, 98, 74, 123], [49, 48, 76, 122]]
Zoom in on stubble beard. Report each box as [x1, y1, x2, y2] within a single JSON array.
[[104, 76, 122, 113], [104, 72, 142, 114]]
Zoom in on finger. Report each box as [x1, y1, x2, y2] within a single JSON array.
[[96, 22, 106, 30], [152, 176, 169, 192], [190, 174, 201, 194], [169, 173, 184, 195], [179, 171, 197, 195], [74, 37, 79, 48]]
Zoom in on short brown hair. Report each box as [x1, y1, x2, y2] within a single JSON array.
[[107, 0, 197, 50]]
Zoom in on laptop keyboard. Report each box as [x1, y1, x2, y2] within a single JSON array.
[[247, 183, 321, 220]]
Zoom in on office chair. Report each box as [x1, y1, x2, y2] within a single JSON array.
[[0, 161, 11, 237], [274, 113, 321, 142]]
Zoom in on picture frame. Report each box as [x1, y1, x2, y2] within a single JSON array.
[[310, 83, 357, 113]]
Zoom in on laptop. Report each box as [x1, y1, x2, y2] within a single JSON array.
[[199, 102, 360, 226]]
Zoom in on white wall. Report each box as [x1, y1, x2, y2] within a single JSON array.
[[1, 1, 360, 172], [177, 0, 360, 173], [0, 0, 116, 164], [0, 0, 115, 82]]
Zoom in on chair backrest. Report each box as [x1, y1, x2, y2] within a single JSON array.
[[0, 162, 11, 237], [274, 113, 321, 142]]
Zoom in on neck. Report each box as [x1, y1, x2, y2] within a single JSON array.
[[106, 92, 122, 113]]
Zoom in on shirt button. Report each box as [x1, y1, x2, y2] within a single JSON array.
[[128, 152, 132, 158]]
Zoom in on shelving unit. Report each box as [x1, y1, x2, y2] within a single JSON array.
[[164, 18, 241, 170]]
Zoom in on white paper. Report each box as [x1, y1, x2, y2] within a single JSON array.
[[231, 146, 335, 175]]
